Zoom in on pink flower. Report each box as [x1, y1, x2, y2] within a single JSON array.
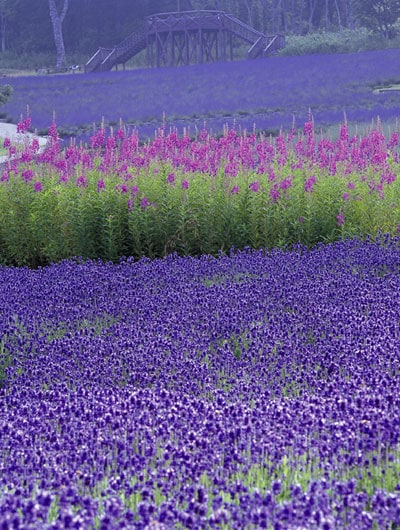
[[167, 172, 175, 184], [299, 216, 305, 223], [34, 181, 43, 192], [97, 179, 106, 191], [304, 175, 316, 193], [181, 179, 189, 190], [116, 184, 128, 193], [21, 169, 34, 182], [141, 197, 150, 209], [76, 175, 87, 188], [17, 116, 31, 134], [336, 212, 345, 227], [347, 181, 355, 189], [230, 185, 240, 194], [342, 192, 350, 201], [280, 177, 292, 190], [249, 181, 260, 192], [270, 186, 281, 202], [3, 138, 10, 148], [303, 121, 313, 135]]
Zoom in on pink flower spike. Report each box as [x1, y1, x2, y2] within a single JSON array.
[[249, 181, 260, 192], [336, 212, 345, 227], [76, 175, 87, 188], [141, 197, 150, 209], [167, 172, 175, 184], [21, 169, 34, 182], [304, 175, 316, 193], [97, 179, 106, 191]]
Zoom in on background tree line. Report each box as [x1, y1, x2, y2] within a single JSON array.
[[0, 0, 399, 64]]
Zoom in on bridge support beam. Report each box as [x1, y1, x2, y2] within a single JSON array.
[[147, 28, 233, 67]]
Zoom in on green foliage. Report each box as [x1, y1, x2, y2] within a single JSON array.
[[1, 148, 400, 267], [279, 28, 400, 56], [353, 0, 400, 38], [0, 83, 12, 105]]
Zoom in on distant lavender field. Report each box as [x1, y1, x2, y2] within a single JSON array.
[[2, 48, 400, 141]]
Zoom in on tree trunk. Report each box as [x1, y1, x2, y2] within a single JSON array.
[[325, 0, 330, 31], [334, 0, 343, 31], [48, 0, 69, 69], [0, 14, 6, 52]]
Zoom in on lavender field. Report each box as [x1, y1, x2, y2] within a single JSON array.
[[0, 49, 400, 529], [2, 48, 400, 141], [1, 238, 400, 529]]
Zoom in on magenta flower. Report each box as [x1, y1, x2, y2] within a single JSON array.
[[181, 179, 189, 190], [116, 184, 128, 193], [230, 185, 240, 194], [141, 197, 150, 209], [17, 116, 31, 134], [21, 169, 34, 182], [249, 181, 260, 192], [3, 137, 10, 148], [270, 187, 280, 202], [280, 177, 292, 190], [167, 172, 175, 184], [336, 212, 345, 227], [76, 175, 87, 188], [303, 121, 313, 135], [34, 181, 43, 192], [299, 216, 305, 223], [347, 181, 355, 189], [342, 192, 350, 201], [97, 179, 106, 191], [304, 175, 316, 193]]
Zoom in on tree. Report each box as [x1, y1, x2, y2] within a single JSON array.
[[0, 0, 19, 52], [48, 0, 69, 68], [354, 0, 400, 37], [0, 84, 12, 105]]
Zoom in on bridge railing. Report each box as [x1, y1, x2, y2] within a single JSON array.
[[264, 34, 285, 54], [85, 47, 113, 73], [222, 13, 265, 43], [100, 27, 147, 70]]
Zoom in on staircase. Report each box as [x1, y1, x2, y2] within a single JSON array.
[[85, 26, 146, 73], [221, 13, 284, 59]]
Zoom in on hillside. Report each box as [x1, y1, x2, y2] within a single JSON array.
[[2, 48, 400, 141]]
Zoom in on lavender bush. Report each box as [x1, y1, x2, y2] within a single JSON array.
[[1, 49, 400, 141], [1, 237, 400, 528]]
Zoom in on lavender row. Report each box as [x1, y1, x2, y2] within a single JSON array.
[[1, 237, 400, 528], [2, 49, 400, 140]]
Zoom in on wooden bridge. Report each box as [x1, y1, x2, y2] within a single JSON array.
[[85, 10, 285, 73]]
